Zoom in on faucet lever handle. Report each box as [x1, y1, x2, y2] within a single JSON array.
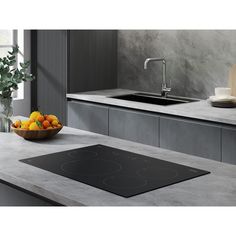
[[162, 87, 171, 92]]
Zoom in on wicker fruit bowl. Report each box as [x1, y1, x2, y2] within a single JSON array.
[[11, 124, 63, 140]]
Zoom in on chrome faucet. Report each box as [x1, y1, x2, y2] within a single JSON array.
[[144, 58, 171, 97]]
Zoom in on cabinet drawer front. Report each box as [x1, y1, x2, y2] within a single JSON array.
[[160, 117, 221, 161], [222, 128, 236, 165], [109, 108, 159, 146], [67, 101, 108, 135]]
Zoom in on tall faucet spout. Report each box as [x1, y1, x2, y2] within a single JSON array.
[[144, 57, 171, 97]]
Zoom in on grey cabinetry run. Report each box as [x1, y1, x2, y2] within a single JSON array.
[[109, 108, 159, 146], [222, 127, 236, 165], [160, 116, 221, 161], [67, 100, 109, 135]]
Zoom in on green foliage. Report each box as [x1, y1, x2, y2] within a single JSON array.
[[0, 45, 35, 98]]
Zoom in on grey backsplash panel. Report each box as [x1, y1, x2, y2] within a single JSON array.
[[117, 30, 236, 99]]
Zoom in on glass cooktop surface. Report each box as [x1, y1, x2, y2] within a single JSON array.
[[20, 144, 210, 198]]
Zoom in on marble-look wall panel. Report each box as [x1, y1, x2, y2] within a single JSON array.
[[117, 30, 236, 99]]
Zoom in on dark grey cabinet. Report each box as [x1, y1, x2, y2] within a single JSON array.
[[34, 30, 117, 125], [68, 30, 117, 93], [222, 127, 236, 165], [160, 116, 221, 161], [109, 108, 159, 146], [0, 181, 56, 206], [67, 100, 109, 135], [36, 30, 68, 124]]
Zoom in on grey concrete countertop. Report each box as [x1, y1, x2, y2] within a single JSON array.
[[67, 89, 236, 126], [1, 123, 236, 206]]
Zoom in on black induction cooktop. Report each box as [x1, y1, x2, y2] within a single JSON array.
[[20, 145, 210, 198]]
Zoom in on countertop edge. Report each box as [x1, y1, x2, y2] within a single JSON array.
[[66, 90, 236, 126]]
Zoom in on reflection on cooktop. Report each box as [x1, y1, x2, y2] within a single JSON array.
[[20, 144, 210, 198]]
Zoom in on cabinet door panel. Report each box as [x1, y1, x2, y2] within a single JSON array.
[[68, 101, 108, 135], [109, 108, 159, 146], [68, 30, 117, 93], [222, 128, 236, 165], [160, 116, 221, 161], [37, 30, 67, 124]]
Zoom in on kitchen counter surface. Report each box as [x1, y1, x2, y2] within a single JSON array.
[[67, 89, 236, 126], [1, 123, 236, 206]]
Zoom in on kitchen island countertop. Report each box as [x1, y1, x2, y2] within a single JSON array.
[[1, 123, 236, 206], [67, 89, 236, 126]]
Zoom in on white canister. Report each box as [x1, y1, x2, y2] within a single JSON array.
[[215, 87, 232, 97]]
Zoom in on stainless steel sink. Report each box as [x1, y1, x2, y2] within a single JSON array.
[[111, 93, 199, 106]]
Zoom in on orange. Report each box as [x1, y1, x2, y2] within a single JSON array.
[[14, 120, 21, 128], [29, 122, 41, 130], [42, 120, 50, 129], [46, 116, 53, 123], [48, 115, 59, 121], [37, 115, 45, 123], [29, 118, 35, 124], [57, 124, 62, 128]]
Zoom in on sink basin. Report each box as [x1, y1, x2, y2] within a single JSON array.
[[111, 93, 199, 106]]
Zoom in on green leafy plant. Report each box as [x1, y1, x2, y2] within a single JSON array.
[[0, 45, 35, 99]]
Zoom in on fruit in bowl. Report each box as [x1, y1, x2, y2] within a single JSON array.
[[11, 111, 63, 140]]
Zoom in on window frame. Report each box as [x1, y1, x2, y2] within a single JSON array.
[[0, 30, 24, 100]]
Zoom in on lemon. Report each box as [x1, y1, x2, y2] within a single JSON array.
[[21, 120, 30, 130], [29, 122, 41, 130], [30, 111, 41, 120], [51, 120, 59, 126]]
